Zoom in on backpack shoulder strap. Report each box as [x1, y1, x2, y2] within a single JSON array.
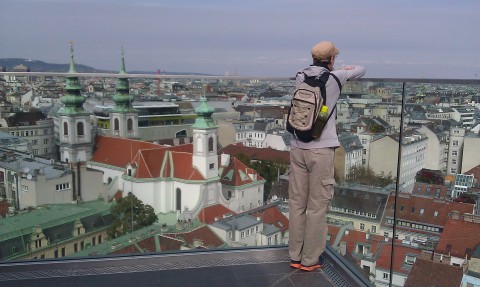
[[327, 72, 342, 120], [329, 72, 342, 91]]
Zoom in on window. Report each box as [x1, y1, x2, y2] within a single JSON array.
[[371, 226, 376, 233], [452, 140, 458, 146], [434, 211, 438, 217], [77, 122, 84, 136], [114, 118, 119, 131], [241, 232, 245, 238], [383, 273, 389, 279], [209, 163, 215, 170], [44, 138, 49, 144], [360, 223, 365, 230], [63, 122, 68, 136], [452, 150, 458, 156], [56, 183, 71, 191], [127, 118, 133, 131], [208, 137, 214, 152], [420, 208, 424, 215], [405, 255, 416, 265], [176, 188, 181, 211]]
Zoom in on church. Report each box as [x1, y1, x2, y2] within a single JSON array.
[[54, 45, 265, 220]]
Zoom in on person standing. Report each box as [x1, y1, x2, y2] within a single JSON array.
[[288, 41, 366, 271]]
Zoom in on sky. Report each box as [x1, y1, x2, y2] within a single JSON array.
[[1, 0, 479, 79]]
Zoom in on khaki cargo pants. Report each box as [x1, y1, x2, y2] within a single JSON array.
[[288, 146, 335, 266]]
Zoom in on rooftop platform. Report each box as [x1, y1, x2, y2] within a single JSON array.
[[0, 246, 372, 287]]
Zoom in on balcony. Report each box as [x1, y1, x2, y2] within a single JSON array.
[[0, 71, 480, 287]]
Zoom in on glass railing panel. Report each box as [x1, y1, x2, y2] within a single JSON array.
[[1, 72, 479, 287]]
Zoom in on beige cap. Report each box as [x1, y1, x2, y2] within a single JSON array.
[[311, 41, 339, 62]]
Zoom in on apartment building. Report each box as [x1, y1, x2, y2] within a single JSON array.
[[369, 131, 427, 192], [334, 134, 364, 181], [447, 127, 465, 175], [381, 192, 475, 248], [0, 111, 56, 158], [0, 148, 107, 210], [329, 184, 390, 235]]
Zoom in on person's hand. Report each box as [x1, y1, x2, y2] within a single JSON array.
[[342, 65, 355, 70]]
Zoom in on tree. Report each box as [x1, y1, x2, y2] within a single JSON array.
[[230, 153, 288, 201], [107, 193, 158, 239], [346, 166, 395, 188], [250, 159, 288, 201]]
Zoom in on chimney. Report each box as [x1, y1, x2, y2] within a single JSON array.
[[221, 154, 231, 167], [450, 211, 460, 220], [339, 241, 347, 256]]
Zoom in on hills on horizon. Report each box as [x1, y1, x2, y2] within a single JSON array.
[[0, 58, 213, 76]]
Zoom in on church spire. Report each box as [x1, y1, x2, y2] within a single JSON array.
[[191, 96, 216, 129], [120, 47, 126, 75], [112, 48, 134, 113], [60, 41, 86, 115], [68, 41, 76, 74]]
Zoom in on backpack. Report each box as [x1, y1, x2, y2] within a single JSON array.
[[286, 71, 341, 143]]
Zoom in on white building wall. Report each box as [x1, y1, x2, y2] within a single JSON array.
[[447, 127, 465, 175], [461, 137, 480, 173]]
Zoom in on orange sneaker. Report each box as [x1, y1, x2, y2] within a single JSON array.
[[300, 263, 321, 271], [290, 260, 302, 269]]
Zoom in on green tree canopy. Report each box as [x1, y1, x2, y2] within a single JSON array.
[[346, 165, 395, 188], [107, 193, 158, 239]]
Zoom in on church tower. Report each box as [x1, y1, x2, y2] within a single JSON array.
[[110, 49, 138, 138], [58, 43, 93, 163], [191, 97, 219, 179]]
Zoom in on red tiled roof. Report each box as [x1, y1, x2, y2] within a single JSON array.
[[411, 182, 449, 198], [198, 204, 237, 224], [404, 258, 463, 287], [327, 225, 341, 245], [374, 243, 421, 274], [110, 236, 158, 255], [219, 143, 290, 164], [383, 193, 474, 228], [220, 157, 264, 186], [330, 228, 421, 274], [435, 216, 480, 258], [170, 151, 204, 180], [0, 199, 9, 218], [92, 136, 204, 180], [250, 205, 289, 232], [164, 225, 225, 248], [159, 235, 183, 252], [464, 164, 480, 180], [92, 135, 160, 168]]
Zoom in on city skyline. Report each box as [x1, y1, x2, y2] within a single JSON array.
[[1, 0, 480, 79]]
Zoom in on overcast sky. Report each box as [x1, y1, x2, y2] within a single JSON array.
[[1, 0, 479, 78]]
